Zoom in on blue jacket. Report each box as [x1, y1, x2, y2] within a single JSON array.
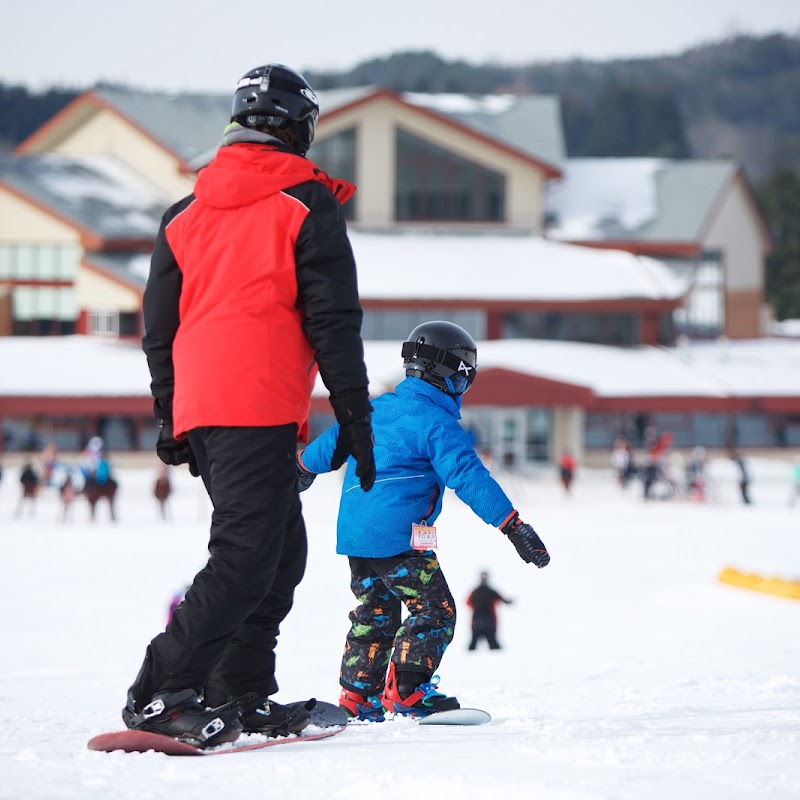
[[300, 377, 515, 557]]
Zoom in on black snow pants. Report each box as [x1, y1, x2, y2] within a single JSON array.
[[127, 425, 307, 710], [339, 551, 456, 696]]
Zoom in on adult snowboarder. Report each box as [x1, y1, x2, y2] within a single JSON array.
[[125, 63, 374, 748]]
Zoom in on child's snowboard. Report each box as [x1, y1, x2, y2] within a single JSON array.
[[348, 706, 491, 726], [415, 707, 491, 726]]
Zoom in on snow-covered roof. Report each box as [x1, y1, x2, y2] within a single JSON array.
[[545, 158, 736, 243], [402, 93, 565, 169], [82, 232, 692, 304], [349, 232, 689, 302], [94, 86, 375, 166], [89, 86, 564, 173], [324, 338, 800, 401], [4, 335, 798, 406], [83, 252, 151, 289], [0, 152, 167, 240], [1, 336, 151, 397]]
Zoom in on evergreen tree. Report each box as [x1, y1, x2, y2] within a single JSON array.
[[757, 168, 800, 320], [0, 84, 78, 148], [570, 82, 690, 158]]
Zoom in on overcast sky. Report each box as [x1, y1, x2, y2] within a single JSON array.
[[2, 0, 798, 93]]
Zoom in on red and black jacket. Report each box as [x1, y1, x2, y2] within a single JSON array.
[[142, 142, 368, 441]]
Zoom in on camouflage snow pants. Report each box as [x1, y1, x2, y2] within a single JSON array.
[[340, 551, 456, 695]]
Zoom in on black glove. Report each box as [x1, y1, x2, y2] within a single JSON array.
[[296, 456, 316, 492], [329, 392, 376, 492], [156, 421, 199, 477], [500, 512, 550, 568]]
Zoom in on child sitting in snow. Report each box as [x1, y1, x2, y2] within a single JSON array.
[[297, 321, 550, 721]]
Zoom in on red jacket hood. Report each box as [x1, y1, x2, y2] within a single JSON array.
[[194, 144, 355, 209]]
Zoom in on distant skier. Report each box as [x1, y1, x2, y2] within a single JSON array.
[[730, 449, 752, 504], [466, 571, 513, 651], [685, 446, 708, 502], [16, 462, 40, 517], [790, 457, 800, 507], [298, 321, 550, 722], [558, 449, 577, 494], [153, 464, 172, 520]]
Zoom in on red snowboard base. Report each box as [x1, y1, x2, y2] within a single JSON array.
[[87, 725, 344, 756]]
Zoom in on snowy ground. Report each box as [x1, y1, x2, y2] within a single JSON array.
[[1, 455, 798, 800]]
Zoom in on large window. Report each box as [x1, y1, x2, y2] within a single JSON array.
[[3, 244, 79, 335], [503, 311, 640, 346], [87, 309, 139, 339], [667, 252, 725, 339], [308, 128, 356, 221], [395, 129, 505, 222], [584, 410, 798, 450], [0, 243, 79, 280], [12, 286, 76, 335], [361, 309, 486, 341], [460, 407, 552, 469]]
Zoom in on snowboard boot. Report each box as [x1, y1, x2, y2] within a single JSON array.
[[339, 688, 385, 722], [122, 688, 242, 748], [213, 692, 316, 737], [381, 662, 460, 717]]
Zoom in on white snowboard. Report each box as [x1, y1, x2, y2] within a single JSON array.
[[417, 707, 491, 726]]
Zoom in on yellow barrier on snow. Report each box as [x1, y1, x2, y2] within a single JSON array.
[[718, 567, 800, 600]]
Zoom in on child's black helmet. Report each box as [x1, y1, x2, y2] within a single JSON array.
[[231, 64, 319, 156], [402, 321, 478, 397]]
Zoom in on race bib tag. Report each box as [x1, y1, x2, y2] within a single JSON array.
[[411, 523, 438, 551]]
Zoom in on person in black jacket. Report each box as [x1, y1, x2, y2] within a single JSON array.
[[466, 571, 513, 651], [124, 64, 375, 748]]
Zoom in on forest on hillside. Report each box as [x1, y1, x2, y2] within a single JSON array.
[[1, 33, 798, 318]]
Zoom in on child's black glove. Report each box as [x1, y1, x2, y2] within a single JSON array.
[[296, 457, 316, 492], [500, 512, 550, 567], [156, 421, 199, 477]]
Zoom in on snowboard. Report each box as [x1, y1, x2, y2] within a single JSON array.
[[417, 707, 491, 726], [349, 707, 491, 726], [88, 700, 349, 756]]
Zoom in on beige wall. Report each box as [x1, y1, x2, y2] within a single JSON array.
[[48, 109, 195, 201], [318, 97, 546, 230], [704, 177, 766, 293], [0, 187, 79, 243], [76, 267, 140, 312], [551, 406, 585, 463], [703, 176, 769, 337]]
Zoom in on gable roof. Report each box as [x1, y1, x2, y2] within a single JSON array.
[[403, 92, 565, 171], [83, 251, 151, 292], [317, 88, 562, 177], [0, 152, 167, 245], [18, 84, 564, 178], [544, 157, 739, 246]]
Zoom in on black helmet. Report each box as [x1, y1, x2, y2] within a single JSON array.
[[231, 64, 319, 156], [402, 321, 478, 397]]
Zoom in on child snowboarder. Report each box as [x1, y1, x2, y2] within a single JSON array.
[[297, 321, 550, 721]]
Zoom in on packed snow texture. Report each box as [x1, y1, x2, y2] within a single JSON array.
[[1, 457, 798, 799]]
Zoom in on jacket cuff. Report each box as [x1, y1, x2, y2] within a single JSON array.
[[153, 397, 173, 421], [329, 389, 372, 424]]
